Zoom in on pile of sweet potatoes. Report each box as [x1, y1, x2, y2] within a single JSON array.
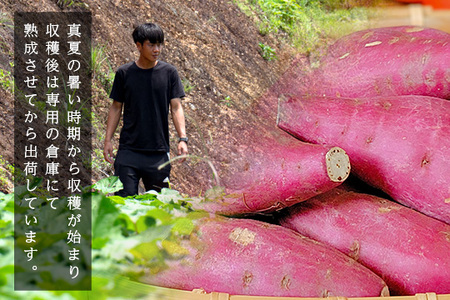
[[141, 26, 449, 298], [276, 26, 450, 295]]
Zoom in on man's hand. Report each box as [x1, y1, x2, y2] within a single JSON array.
[[177, 140, 188, 162], [171, 98, 188, 162], [103, 100, 123, 164], [104, 140, 115, 164]]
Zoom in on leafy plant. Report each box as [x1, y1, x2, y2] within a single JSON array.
[[90, 177, 203, 282], [259, 42, 277, 61], [0, 177, 202, 299], [220, 95, 233, 107], [0, 66, 14, 93], [0, 12, 13, 29], [92, 45, 109, 80], [0, 156, 14, 193], [54, 0, 88, 9], [91, 44, 115, 94], [181, 78, 195, 94], [257, 0, 303, 33], [233, 0, 370, 56]]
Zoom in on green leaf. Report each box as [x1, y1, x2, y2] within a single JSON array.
[[0, 273, 7, 287], [91, 192, 121, 240], [0, 195, 13, 238], [115, 199, 154, 223], [135, 215, 157, 233], [156, 188, 183, 203], [98, 232, 141, 261], [92, 176, 123, 194], [146, 209, 173, 225], [171, 218, 194, 236], [129, 241, 160, 261], [108, 195, 125, 204], [138, 225, 173, 244], [114, 213, 136, 233], [161, 240, 190, 257], [0, 265, 13, 287], [134, 193, 158, 201], [2, 198, 14, 213], [0, 192, 14, 202], [92, 237, 109, 249]]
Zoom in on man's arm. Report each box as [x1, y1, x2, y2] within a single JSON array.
[[170, 98, 188, 157], [103, 100, 123, 164]]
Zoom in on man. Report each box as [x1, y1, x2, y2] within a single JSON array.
[[103, 23, 188, 196]]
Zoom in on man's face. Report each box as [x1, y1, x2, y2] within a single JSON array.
[[137, 40, 163, 62]]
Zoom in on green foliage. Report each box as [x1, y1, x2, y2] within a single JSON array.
[[92, 147, 114, 172], [257, 0, 303, 33], [320, 0, 381, 10], [91, 178, 202, 280], [91, 45, 108, 80], [92, 176, 123, 194], [233, 0, 370, 55], [0, 65, 14, 93], [0, 12, 13, 29], [259, 42, 277, 60], [0, 176, 202, 299], [220, 95, 233, 107], [0, 156, 14, 192], [0, 192, 13, 239], [54, 0, 88, 9], [291, 4, 369, 54], [91, 44, 115, 94], [182, 78, 195, 94]]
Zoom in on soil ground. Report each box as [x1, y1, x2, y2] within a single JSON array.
[[0, 0, 293, 194]]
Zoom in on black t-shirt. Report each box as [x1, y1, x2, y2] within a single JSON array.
[[110, 61, 185, 152]]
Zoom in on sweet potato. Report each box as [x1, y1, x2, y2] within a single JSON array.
[[307, 26, 450, 99], [143, 216, 389, 297], [191, 128, 351, 215], [277, 94, 450, 224], [280, 189, 450, 295]]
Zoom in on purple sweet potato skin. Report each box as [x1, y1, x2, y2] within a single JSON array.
[[280, 189, 450, 295], [195, 134, 347, 215], [308, 26, 450, 99], [144, 216, 388, 297], [277, 94, 450, 224]]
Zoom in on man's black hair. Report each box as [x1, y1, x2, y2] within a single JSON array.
[[132, 23, 164, 45]]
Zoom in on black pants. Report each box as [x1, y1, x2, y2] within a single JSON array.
[[113, 149, 171, 197]]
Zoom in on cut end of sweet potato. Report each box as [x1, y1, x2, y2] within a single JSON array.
[[381, 285, 390, 297], [326, 147, 351, 183]]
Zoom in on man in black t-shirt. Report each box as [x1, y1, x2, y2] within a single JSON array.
[[103, 23, 188, 196]]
